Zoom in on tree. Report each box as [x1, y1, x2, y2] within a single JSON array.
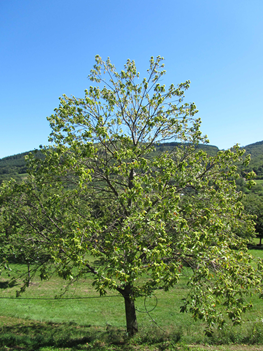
[[0, 56, 262, 336], [243, 193, 263, 245]]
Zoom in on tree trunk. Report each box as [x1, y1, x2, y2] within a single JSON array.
[[118, 284, 138, 336], [27, 262, 31, 287], [124, 293, 138, 336]]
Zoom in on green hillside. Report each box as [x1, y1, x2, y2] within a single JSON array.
[[241, 141, 263, 179], [0, 140, 261, 183], [0, 150, 43, 184], [242, 140, 263, 158], [154, 142, 219, 156], [0, 143, 219, 184]]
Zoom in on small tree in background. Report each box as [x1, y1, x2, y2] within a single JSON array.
[[0, 56, 262, 336], [243, 193, 263, 245]]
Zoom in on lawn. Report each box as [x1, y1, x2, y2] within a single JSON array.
[[0, 251, 263, 350]]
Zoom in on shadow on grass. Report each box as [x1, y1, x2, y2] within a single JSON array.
[[0, 319, 184, 350], [0, 321, 101, 350], [0, 279, 18, 289]]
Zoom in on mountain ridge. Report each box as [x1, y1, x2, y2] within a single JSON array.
[[0, 140, 262, 183]]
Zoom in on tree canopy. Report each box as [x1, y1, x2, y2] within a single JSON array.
[[0, 56, 262, 336]]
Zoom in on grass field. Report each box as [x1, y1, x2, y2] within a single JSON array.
[[1, 251, 263, 350]]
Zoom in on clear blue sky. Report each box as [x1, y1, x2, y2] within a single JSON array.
[[1, 0, 263, 158]]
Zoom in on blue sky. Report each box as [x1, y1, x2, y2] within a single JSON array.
[[1, 0, 262, 158]]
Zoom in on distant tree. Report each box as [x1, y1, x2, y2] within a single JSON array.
[[0, 56, 262, 336], [243, 193, 263, 245]]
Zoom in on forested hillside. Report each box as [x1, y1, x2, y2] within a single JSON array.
[[154, 142, 219, 156], [0, 141, 262, 182], [0, 150, 43, 183], [241, 141, 263, 179], [0, 143, 219, 184]]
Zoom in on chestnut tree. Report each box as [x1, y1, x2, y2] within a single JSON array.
[[0, 56, 262, 336]]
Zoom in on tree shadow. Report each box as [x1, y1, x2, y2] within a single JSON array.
[[0, 321, 101, 350], [0, 279, 18, 289]]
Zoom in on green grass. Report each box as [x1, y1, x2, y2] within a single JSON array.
[[1, 251, 263, 350], [0, 268, 197, 330], [2, 316, 263, 351], [250, 249, 263, 259]]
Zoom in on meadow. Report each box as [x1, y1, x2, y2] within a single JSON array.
[[0, 251, 263, 350]]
